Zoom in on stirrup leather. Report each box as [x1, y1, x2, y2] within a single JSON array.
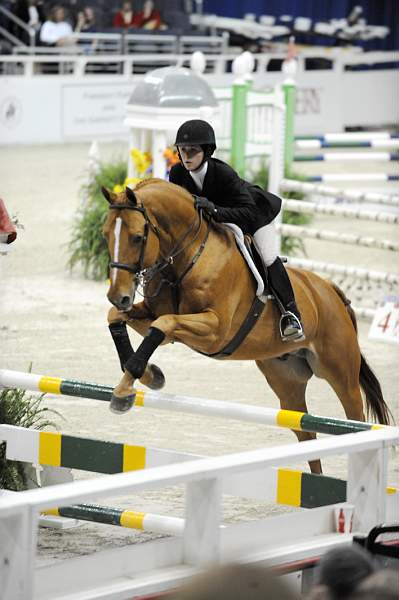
[[279, 311, 305, 342]]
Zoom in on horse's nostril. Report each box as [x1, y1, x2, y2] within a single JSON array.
[[119, 296, 131, 309]]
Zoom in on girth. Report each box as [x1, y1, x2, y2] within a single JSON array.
[[198, 294, 267, 359]]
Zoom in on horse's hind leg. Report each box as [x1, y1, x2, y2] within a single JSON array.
[[256, 356, 322, 474], [308, 341, 365, 423]]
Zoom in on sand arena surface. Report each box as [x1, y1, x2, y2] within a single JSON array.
[[1, 142, 398, 563]]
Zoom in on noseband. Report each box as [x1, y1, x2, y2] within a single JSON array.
[[108, 200, 210, 299]]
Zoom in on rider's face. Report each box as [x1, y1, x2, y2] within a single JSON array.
[[178, 145, 204, 171]]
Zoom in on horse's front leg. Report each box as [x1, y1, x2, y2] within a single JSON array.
[[110, 311, 220, 413], [108, 304, 165, 403]]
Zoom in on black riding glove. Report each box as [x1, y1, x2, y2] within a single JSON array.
[[193, 195, 217, 217]]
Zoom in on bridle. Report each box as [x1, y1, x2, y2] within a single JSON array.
[[108, 201, 210, 299], [109, 204, 152, 276]]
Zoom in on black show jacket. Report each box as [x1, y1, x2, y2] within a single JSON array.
[[169, 158, 281, 235]]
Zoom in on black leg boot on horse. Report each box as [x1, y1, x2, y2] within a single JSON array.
[[109, 321, 165, 413], [110, 326, 166, 413], [266, 257, 305, 342], [109, 321, 135, 371]]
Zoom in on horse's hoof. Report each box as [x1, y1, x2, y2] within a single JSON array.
[[146, 364, 165, 390], [109, 393, 135, 414]]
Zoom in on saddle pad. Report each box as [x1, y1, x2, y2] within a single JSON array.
[[223, 223, 264, 297]]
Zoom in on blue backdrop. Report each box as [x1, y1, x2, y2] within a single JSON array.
[[202, 1, 399, 50]]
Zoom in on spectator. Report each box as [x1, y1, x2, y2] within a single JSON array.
[[112, 1, 141, 29], [169, 563, 299, 600], [13, 0, 45, 43], [137, 0, 166, 31], [75, 6, 98, 33], [307, 544, 376, 600], [349, 569, 399, 599], [39, 4, 74, 46]]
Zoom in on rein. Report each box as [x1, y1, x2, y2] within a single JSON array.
[[108, 201, 210, 302]]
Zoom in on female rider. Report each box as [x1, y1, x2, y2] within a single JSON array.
[[169, 119, 304, 342]]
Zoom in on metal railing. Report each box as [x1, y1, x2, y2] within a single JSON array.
[[0, 4, 35, 47], [1, 47, 398, 78]]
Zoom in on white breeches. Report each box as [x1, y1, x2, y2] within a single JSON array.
[[252, 222, 278, 267]]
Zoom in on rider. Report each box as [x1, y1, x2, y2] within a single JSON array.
[[169, 119, 304, 342]]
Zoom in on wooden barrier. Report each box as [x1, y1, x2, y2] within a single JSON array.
[[0, 422, 354, 528]]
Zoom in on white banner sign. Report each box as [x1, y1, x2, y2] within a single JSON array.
[[62, 83, 132, 138]]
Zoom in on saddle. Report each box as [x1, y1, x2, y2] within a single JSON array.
[[223, 223, 268, 298]]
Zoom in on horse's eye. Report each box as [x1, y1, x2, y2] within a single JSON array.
[[131, 234, 143, 244]]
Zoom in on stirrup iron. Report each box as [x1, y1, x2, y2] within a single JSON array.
[[279, 311, 305, 342]]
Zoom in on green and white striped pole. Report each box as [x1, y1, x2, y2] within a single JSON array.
[[0, 369, 386, 436], [231, 54, 250, 177]]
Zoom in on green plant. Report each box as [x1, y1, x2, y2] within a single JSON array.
[[0, 387, 60, 491], [248, 164, 312, 256], [68, 158, 127, 280]]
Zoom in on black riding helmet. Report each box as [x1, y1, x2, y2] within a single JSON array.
[[174, 120, 216, 164]]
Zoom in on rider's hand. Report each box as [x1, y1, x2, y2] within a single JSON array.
[[194, 196, 217, 217]]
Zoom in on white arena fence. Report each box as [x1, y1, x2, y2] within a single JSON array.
[[1, 424, 398, 600]]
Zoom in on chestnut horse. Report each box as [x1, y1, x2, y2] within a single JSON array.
[[102, 179, 390, 473]]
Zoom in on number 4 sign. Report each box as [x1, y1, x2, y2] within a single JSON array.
[[369, 296, 399, 346]]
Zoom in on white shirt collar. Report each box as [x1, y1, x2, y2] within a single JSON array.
[[189, 161, 208, 191]]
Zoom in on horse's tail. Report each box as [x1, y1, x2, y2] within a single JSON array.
[[331, 282, 392, 425]]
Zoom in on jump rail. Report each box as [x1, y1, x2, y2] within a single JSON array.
[[282, 198, 399, 225], [280, 179, 399, 206], [295, 132, 399, 144], [295, 139, 399, 150], [294, 152, 399, 163], [278, 223, 399, 252], [300, 174, 399, 183], [0, 369, 385, 436], [286, 256, 399, 285], [43, 503, 185, 536]]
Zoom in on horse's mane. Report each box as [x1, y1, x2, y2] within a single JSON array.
[[134, 178, 165, 190], [134, 177, 194, 205]]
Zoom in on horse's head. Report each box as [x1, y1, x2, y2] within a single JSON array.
[[102, 185, 161, 312]]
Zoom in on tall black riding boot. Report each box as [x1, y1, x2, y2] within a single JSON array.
[[267, 257, 305, 341]]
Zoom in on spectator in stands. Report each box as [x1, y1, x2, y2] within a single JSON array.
[[112, 1, 141, 29], [13, 0, 45, 43], [306, 544, 376, 600], [349, 569, 399, 599], [158, 0, 190, 34], [137, 0, 166, 31], [169, 563, 299, 600], [74, 6, 98, 33], [39, 4, 74, 46]]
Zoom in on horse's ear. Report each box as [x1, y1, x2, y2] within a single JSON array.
[[101, 186, 116, 205], [125, 186, 137, 206]]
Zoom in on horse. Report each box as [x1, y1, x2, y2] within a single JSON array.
[[101, 178, 390, 474]]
